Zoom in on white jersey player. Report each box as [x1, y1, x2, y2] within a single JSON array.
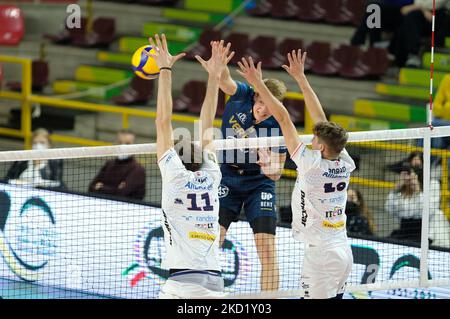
[[236, 51, 355, 299], [150, 34, 234, 299]]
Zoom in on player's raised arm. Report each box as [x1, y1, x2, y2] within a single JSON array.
[[236, 57, 300, 156], [147, 34, 186, 160], [218, 52, 238, 96], [196, 41, 235, 151], [283, 50, 327, 124]]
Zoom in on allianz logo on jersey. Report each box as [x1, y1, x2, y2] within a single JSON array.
[[322, 167, 348, 178], [184, 178, 213, 191]]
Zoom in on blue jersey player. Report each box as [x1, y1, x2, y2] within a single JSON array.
[[218, 61, 288, 291]]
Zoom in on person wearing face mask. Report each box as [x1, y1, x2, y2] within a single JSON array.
[[385, 163, 441, 243], [345, 188, 374, 236], [4, 128, 64, 189], [88, 130, 146, 201]]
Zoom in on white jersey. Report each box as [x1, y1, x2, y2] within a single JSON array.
[[290, 142, 356, 247], [158, 148, 222, 271]]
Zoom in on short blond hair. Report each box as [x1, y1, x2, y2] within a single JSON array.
[[263, 78, 287, 101], [32, 127, 51, 144]]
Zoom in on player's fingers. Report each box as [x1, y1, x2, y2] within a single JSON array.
[[287, 52, 293, 66], [296, 49, 301, 61], [248, 56, 256, 69], [291, 50, 297, 62], [282, 65, 290, 72], [173, 52, 186, 63], [155, 34, 163, 51], [236, 69, 246, 79], [237, 61, 245, 71], [161, 34, 168, 52], [257, 61, 262, 72], [195, 55, 207, 66], [149, 37, 157, 51], [224, 42, 232, 56], [226, 51, 235, 64], [302, 51, 307, 64], [241, 57, 250, 69]]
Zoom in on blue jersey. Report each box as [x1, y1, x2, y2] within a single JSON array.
[[220, 81, 287, 172]]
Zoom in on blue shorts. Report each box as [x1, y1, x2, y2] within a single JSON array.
[[218, 166, 277, 234]]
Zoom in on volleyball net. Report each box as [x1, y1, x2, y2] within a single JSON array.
[[0, 126, 449, 299]]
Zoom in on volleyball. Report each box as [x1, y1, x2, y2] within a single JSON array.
[[131, 45, 160, 80]]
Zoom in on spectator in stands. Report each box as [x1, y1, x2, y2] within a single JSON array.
[[88, 130, 146, 201], [346, 188, 375, 236], [351, 0, 414, 47], [385, 163, 441, 243], [388, 0, 450, 67], [4, 128, 64, 189], [387, 151, 423, 173]]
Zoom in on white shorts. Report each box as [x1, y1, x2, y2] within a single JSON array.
[[159, 279, 225, 299], [301, 244, 353, 299]]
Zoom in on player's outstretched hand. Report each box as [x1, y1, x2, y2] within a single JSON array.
[[236, 56, 263, 87], [145, 34, 186, 69], [195, 40, 235, 77], [282, 49, 307, 81]]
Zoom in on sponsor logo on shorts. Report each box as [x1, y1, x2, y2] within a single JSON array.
[[218, 185, 229, 198], [188, 232, 216, 242], [301, 280, 310, 298], [261, 192, 273, 201], [261, 192, 274, 210]]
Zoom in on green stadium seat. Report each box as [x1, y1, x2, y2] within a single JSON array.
[[97, 51, 131, 65], [422, 52, 450, 72], [142, 22, 202, 43], [118, 36, 188, 54], [354, 99, 427, 123], [184, 0, 241, 13], [399, 68, 446, 88], [162, 8, 225, 24], [330, 114, 408, 132], [52, 80, 124, 100], [446, 37, 450, 48], [375, 83, 429, 100], [75, 66, 133, 85]]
